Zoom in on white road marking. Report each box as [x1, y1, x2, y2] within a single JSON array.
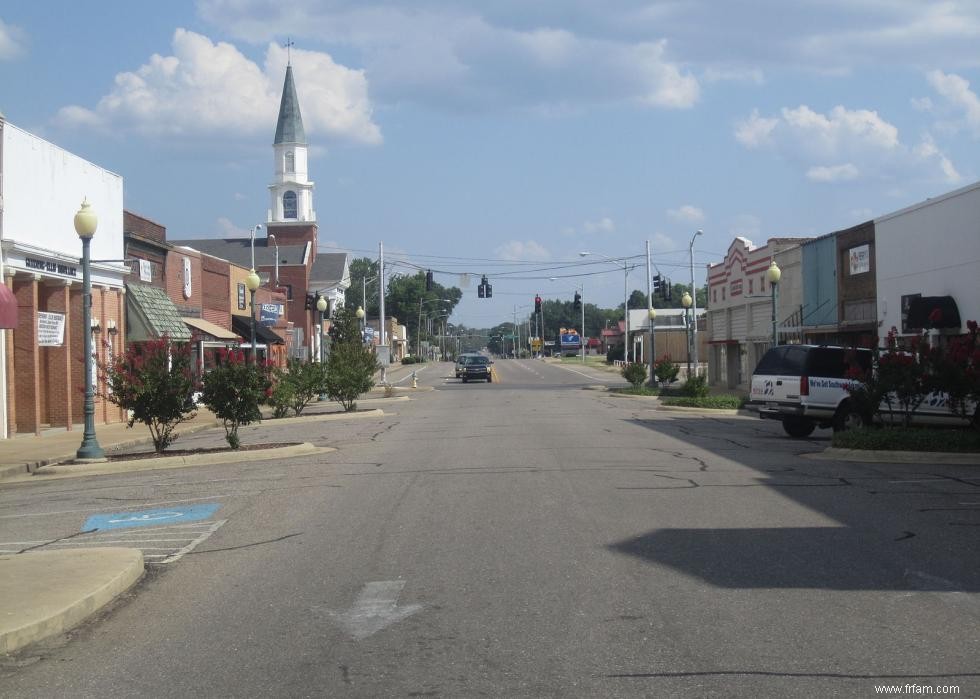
[[325, 580, 422, 640], [158, 519, 226, 564]]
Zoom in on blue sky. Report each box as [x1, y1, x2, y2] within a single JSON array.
[[3, 1, 980, 327]]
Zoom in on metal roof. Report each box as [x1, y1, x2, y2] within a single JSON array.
[[274, 65, 306, 145], [169, 238, 308, 269], [126, 283, 192, 341]]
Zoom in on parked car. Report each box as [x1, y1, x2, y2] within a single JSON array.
[[749, 344, 974, 438], [459, 355, 493, 383]]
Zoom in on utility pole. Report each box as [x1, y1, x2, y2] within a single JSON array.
[[646, 240, 656, 387]]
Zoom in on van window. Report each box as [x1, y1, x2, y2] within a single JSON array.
[[754, 346, 807, 375]]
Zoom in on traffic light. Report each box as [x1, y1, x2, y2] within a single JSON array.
[[652, 274, 662, 296], [478, 275, 491, 299], [573, 292, 581, 311], [485, 282, 492, 298], [664, 278, 672, 301], [304, 293, 315, 310], [535, 295, 542, 313], [425, 270, 433, 291]]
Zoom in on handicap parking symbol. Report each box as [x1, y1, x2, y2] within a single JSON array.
[[84, 504, 221, 532]]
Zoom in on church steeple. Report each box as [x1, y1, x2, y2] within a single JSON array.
[[268, 61, 315, 226], [274, 65, 306, 146]]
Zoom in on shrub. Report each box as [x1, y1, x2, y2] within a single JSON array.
[[326, 307, 380, 411], [681, 373, 709, 398], [267, 359, 329, 418], [832, 426, 980, 453], [654, 354, 680, 385], [661, 395, 745, 409], [201, 348, 272, 448], [606, 344, 624, 363], [99, 335, 198, 453], [621, 362, 648, 389]]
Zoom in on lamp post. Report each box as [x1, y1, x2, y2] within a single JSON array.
[[681, 291, 693, 380], [249, 224, 263, 270], [316, 295, 328, 401], [245, 269, 261, 364], [356, 305, 365, 343], [579, 283, 585, 364], [267, 233, 279, 288], [580, 252, 629, 362], [647, 308, 657, 387], [689, 229, 703, 376], [767, 260, 781, 347], [418, 298, 450, 359], [74, 199, 105, 461]]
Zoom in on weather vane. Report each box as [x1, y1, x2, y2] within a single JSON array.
[[285, 37, 294, 65]]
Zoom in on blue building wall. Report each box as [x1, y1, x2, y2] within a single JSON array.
[[801, 235, 838, 327]]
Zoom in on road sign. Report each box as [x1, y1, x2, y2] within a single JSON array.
[[83, 504, 222, 532]]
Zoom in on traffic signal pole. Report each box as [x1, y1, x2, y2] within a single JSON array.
[[647, 239, 655, 387]]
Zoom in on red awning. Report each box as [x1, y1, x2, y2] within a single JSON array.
[[0, 284, 17, 329]]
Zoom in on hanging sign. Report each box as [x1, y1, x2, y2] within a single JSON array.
[[260, 303, 284, 326], [38, 312, 66, 346]]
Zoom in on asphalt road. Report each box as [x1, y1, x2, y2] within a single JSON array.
[[1, 359, 978, 698]]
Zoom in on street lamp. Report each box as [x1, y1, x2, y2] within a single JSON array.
[[245, 268, 261, 364], [316, 295, 328, 400], [580, 252, 629, 362], [74, 198, 105, 461], [356, 305, 365, 342], [647, 307, 657, 387], [689, 229, 703, 376], [267, 233, 279, 288], [418, 298, 450, 359], [681, 291, 693, 380], [767, 259, 781, 347], [249, 224, 263, 270]]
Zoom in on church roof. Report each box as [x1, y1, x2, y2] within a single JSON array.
[[309, 252, 350, 290], [170, 238, 308, 268], [274, 65, 306, 145]]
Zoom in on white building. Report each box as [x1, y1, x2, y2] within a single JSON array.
[[0, 117, 128, 437], [875, 181, 980, 346]]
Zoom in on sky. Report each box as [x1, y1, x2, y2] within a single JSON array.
[[3, 1, 980, 328]]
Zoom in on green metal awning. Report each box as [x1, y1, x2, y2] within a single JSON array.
[[125, 283, 192, 342]]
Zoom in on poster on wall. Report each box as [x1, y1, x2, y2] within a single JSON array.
[[849, 244, 870, 275], [139, 259, 152, 282], [38, 312, 66, 346]]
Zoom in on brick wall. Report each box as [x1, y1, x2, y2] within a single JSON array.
[[201, 254, 231, 330], [265, 224, 316, 249], [124, 210, 167, 244], [125, 237, 168, 291], [166, 248, 203, 317]]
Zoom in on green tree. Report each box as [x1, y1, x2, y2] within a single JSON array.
[[326, 306, 380, 411], [385, 271, 462, 350], [346, 257, 380, 316], [99, 335, 198, 453]]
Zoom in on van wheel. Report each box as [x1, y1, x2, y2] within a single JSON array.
[[782, 418, 815, 438], [833, 402, 863, 433]]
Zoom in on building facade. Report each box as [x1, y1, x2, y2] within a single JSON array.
[[0, 119, 128, 437]]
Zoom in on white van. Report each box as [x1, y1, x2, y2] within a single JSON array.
[[749, 344, 975, 438]]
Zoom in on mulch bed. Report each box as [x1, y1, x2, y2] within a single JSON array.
[[101, 442, 301, 462]]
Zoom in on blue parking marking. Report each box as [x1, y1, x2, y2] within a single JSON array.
[[83, 504, 221, 532]]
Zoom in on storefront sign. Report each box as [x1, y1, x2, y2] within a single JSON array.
[[849, 244, 870, 275], [26, 257, 77, 278], [260, 303, 284, 326], [38, 311, 66, 346]]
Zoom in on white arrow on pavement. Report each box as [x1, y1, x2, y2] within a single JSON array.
[[326, 580, 422, 640]]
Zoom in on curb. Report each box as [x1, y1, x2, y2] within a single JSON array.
[[0, 548, 144, 654], [261, 408, 385, 427], [6, 443, 334, 484], [804, 447, 980, 465]]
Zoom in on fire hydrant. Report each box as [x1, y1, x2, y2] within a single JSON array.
[[412, 371, 418, 388]]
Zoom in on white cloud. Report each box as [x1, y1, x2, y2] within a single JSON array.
[[216, 217, 248, 237], [495, 240, 550, 261], [734, 103, 963, 184], [233, 192, 247, 201], [582, 217, 615, 234], [927, 69, 980, 134], [911, 96, 933, 112], [198, 1, 700, 112], [0, 18, 26, 60], [54, 29, 381, 145], [703, 67, 764, 85], [667, 205, 704, 223], [735, 109, 778, 147], [806, 163, 859, 182]]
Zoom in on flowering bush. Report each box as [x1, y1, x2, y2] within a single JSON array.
[[621, 362, 648, 388], [99, 335, 198, 452], [200, 347, 272, 448], [268, 358, 329, 418], [654, 354, 680, 385]]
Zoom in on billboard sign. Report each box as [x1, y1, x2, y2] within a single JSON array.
[[560, 333, 581, 347]]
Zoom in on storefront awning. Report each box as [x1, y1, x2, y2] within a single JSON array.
[[126, 283, 192, 342], [906, 295, 962, 330], [183, 316, 238, 341], [231, 315, 284, 345], [0, 283, 17, 329]]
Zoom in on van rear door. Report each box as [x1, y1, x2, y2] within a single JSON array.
[[750, 345, 808, 407]]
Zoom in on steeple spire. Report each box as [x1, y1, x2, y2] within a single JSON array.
[[274, 63, 305, 145]]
